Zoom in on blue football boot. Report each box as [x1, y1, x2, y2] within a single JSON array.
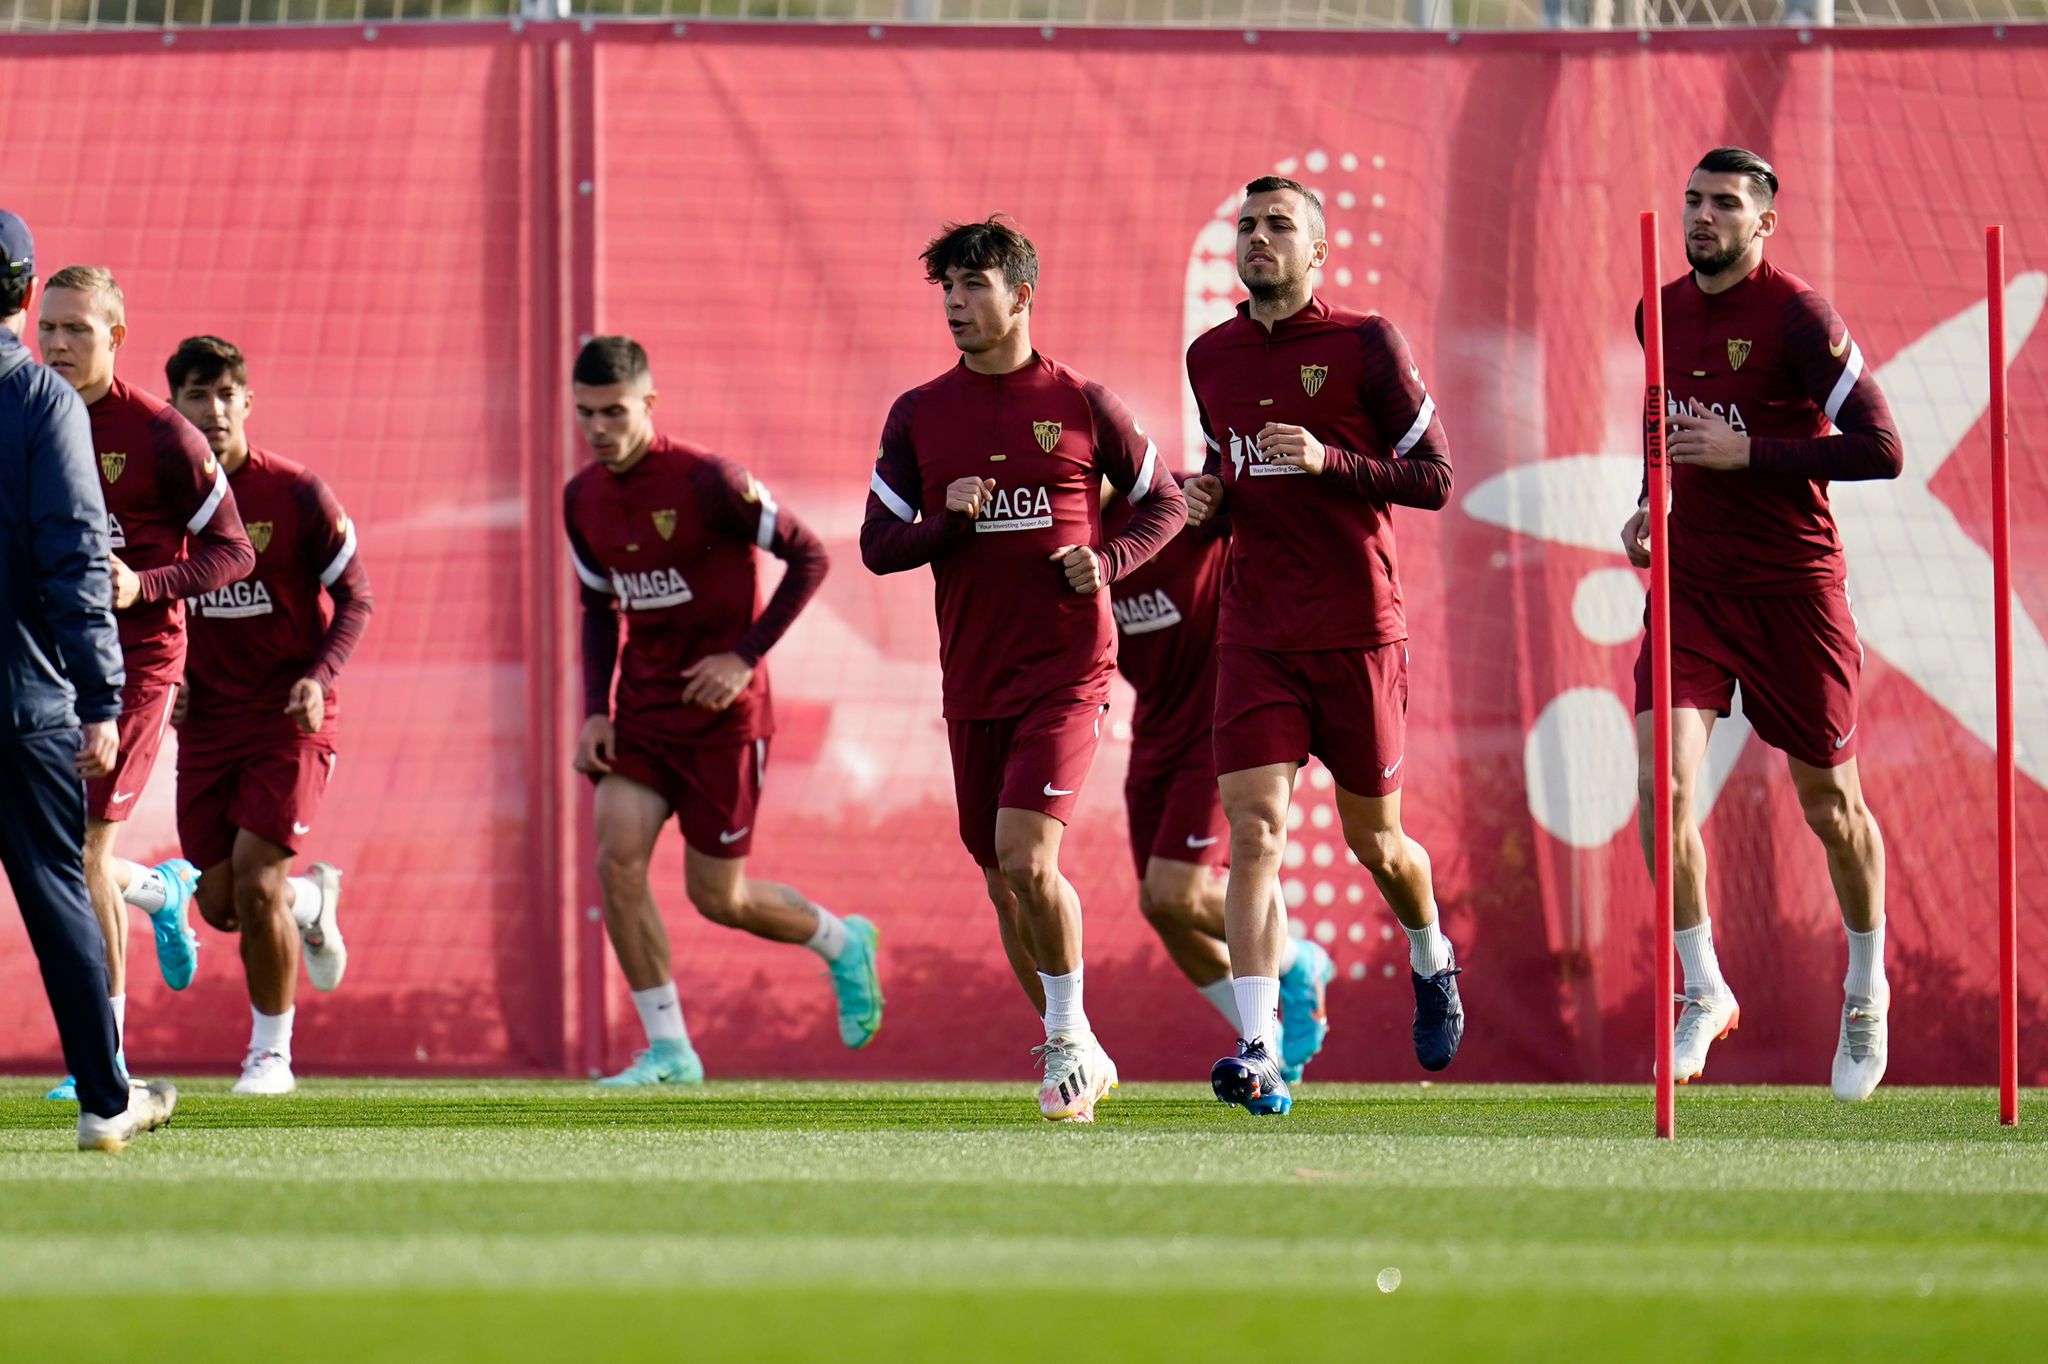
[[596, 1037, 705, 1087], [147, 858, 202, 991], [828, 915, 884, 1049], [1279, 939, 1335, 1081], [1411, 953, 1465, 1073], [1211, 1038, 1292, 1116]]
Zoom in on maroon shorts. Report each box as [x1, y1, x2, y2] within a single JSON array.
[[946, 695, 1107, 869], [1125, 743, 1227, 877], [1212, 643, 1409, 797], [1633, 582, 1862, 769], [84, 679, 179, 823], [176, 738, 338, 870], [608, 730, 769, 858]]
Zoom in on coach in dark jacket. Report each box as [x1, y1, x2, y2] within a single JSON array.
[[1, 209, 172, 1146]]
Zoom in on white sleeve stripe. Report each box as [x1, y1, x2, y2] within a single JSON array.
[[318, 521, 359, 587], [186, 465, 229, 534], [1823, 341, 1865, 425], [1203, 432, 1221, 452], [870, 468, 916, 523], [1393, 394, 1436, 458], [1126, 439, 1159, 506], [754, 483, 780, 551], [570, 545, 612, 594]]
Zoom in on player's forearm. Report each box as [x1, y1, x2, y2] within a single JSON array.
[[859, 510, 967, 575], [1748, 428, 1903, 482], [735, 520, 829, 665], [306, 573, 374, 692], [137, 528, 257, 604], [579, 599, 620, 718], [1097, 485, 1188, 585], [1322, 446, 1453, 510]]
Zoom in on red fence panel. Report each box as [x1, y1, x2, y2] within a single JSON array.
[[3, 24, 2043, 1084]]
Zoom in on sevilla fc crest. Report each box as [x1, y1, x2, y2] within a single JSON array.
[[652, 509, 678, 541], [247, 521, 274, 553], [1300, 365, 1329, 397], [99, 451, 126, 483], [1032, 421, 1062, 453], [1727, 338, 1752, 372]]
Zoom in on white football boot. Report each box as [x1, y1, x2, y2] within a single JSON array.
[[76, 1079, 178, 1152], [1033, 1032, 1118, 1123], [1831, 992, 1890, 1102], [299, 861, 348, 993], [232, 1049, 298, 1096], [1671, 991, 1740, 1084]]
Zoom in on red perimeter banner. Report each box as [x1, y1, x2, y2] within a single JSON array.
[[1, 25, 2043, 1086]]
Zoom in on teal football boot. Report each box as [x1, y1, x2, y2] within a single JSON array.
[[1279, 938, 1336, 1081], [147, 858, 202, 991], [596, 1037, 705, 1087], [829, 916, 884, 1049]]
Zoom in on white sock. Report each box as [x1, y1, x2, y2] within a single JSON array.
[[1197, 977, 1240, 1032], [122, 864, 169, 913], [1278, 935, 1301, 974], [1233, 975, 1280, 1051], [1039, 966, 1088, 1038], [250, 1005, 294, 1061], [1404, 916, 1454, 975], [631, 981, 687, 1045], [109, 994, 126, 1049], [1845, 921, 1887, 1001], [286, 877, 322, 931], [1675, 919, 1731, 1000], [803, 905, 848, 963]]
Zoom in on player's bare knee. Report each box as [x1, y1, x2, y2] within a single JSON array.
[[195, 877, 237, 933], [1798, 784, 1861, 849], [685, 877, 747, 927], [991, 839, 1056, 901], [231, 867, 289, 926], [1138, 881, 1199, 933], [1226, 809, 1285, 868], [1349, 828, 1405, 879], [595, 847, 649, 900], [1636, 766, 1694, 824]]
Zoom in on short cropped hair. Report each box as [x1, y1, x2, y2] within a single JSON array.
[[165, 335, 249, 394], [44, 264, 125, 326], [0, 274, 28, 318], [1242, 175, 1327, 240], [920, 217, 1040, 294], [573, 335, 650, 387], [1694, 147, 1779, 207]]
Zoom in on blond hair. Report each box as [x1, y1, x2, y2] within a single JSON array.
[[44, 264, 125, 327]]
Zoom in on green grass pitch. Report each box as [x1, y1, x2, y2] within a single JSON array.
[[3, 1080, 2045, 1361]]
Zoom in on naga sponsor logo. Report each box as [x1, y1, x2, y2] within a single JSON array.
[[1667, 395, 1748, 433], [1229, 427, 1305, 478], [191, 580, 275, 619], [108, 512, 126, 549], [975, 484, 1054, 533], [611, 565, 694, 610], [1113, 588, 1183, 635]]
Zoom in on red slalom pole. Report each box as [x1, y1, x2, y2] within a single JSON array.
[[1989, 226, 2019, 1127], [1643, 212, 1675, 1140]]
